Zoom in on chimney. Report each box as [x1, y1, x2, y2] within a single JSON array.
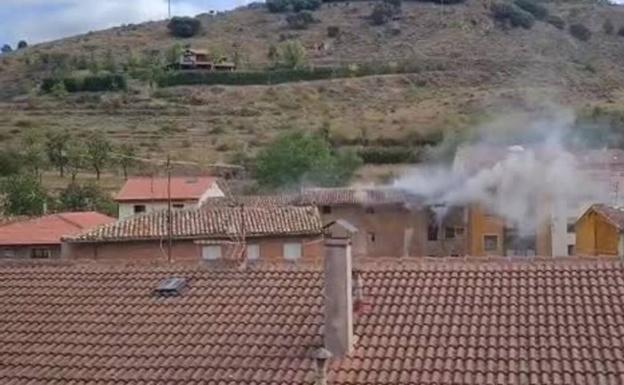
[[323, 238, 354, 357]]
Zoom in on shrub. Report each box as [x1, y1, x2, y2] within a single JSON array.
[[0, 149, 22, 176], [618, 26, 624, 37], [167, 16, 201, 38], [17, 40, 28, 50], [1, 44, 11, 54], [357, 146, 419, 164], [267, 0, 290, 12], [292, 0, 321, 12], [570, 23, 591, 41], [327, 26, 340, 38], [279, 40, 307, 69], [41, 74, 127, 93], [286, 11, 315, 29], [603, 19, 614, 35], [371, 3, 396, 25], [492, 2, 534, 29], [546, 15, 565, 30], [384, 0, 402, 8], [513, 0, 548, 20]]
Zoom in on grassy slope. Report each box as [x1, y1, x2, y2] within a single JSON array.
[[0, 0, 623, 188]]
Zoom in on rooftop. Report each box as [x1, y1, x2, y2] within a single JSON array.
[[586, 204, 624, 230], [115, 176, 220, 202], [0, 212, 115, 246], [65, 205, 322, 242], [1, 258, 623, 384]]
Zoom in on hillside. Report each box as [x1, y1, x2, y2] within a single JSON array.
[[1, 0, 624, 176]]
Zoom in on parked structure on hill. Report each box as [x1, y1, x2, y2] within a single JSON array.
[[2, 241, 624, 384], [62, 205, 323, 264], [115, 176, 225, 219], [0, 212, 114, 260], [176, 48, 236, 71]]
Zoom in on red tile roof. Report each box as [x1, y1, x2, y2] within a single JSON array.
[[65, 205, 322, 242], [0, 212, 115, 246], [1, 259, 623, 384], [115, 176, 220, 202]]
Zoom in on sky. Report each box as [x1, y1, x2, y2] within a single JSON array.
[[0, 0, 256, 47]]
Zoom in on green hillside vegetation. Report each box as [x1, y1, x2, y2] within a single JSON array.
[[0, 0, 624, 203]]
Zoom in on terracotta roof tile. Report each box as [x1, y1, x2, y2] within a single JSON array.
[[65, 206, 322, 242], [116, 176, 220, 202], [1, 260, 624, 384], [0, 212, 115, 246]]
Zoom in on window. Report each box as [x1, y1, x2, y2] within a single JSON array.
[[201, 245, 222, 260], [484, 235, 499, 252], [455, 227, 465, 236], [445, 227, 455, 239], [568, 245, 575, 256], [2, 249, 15, 258], [427, 224, 439, 241], [369, 232, 376, 243], [321, 206, 332, 214], [567, 223, 575, 233], [283, 242, 302, 261], [173, 204, 184, 210], [134, 205, 146, 214], [31, 248, 51, 259], [247, 244, 260, 261]]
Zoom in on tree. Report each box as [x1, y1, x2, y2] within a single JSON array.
[[1, 174, 47, 216], [45, 130, 71, 177], [266, 0, 290, 13], [17, 40, 28, 50], [66, 138, 86, 182], [167, 17, 202, 38], [117, 143, 136, 179], [292, 0, 322, 12], [103, 49, 117, 72], [85, 131, 111, 180], [371, 3, 396, 25], [279, 40, 307, 69], [1, 44, 12, 54], [59, 182, 116, 216], [570, 23, 592, 41], [21, 129, 46, 178], [255, 131, 362, 189], [603, 19, 614, 35], [166, 43, 184, 65], [0, 149, 22, 177], [286, 11, 315, 29]]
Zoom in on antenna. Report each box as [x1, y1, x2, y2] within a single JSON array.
[[168, 0, 172, 18]]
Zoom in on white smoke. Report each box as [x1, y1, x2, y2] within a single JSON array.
[[394, 108, 609, 235]]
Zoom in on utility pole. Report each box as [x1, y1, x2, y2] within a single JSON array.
[[167, 154, 173, 263]]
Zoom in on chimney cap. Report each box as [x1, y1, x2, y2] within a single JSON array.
[[312, 347, 333, 360]]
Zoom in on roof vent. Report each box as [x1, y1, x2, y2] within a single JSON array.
[[155, 277, 188, 297]]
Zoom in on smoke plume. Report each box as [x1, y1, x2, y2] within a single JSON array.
[[394, 107, 609, 235]]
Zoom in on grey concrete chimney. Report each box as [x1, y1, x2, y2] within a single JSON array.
[[323, 238, 354, 357]]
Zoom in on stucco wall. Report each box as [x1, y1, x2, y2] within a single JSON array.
[[118, 200, 200, 219], [62, 236, 323, 265]]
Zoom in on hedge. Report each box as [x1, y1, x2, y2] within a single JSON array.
[[157, 62, 442, 88], [357, 146, 420, 164], [42, 74, 127, 93]]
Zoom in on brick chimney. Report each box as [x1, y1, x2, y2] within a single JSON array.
[[323, 238, 354, 357]]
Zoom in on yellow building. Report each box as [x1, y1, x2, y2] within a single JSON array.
[[575, 204, 624, 257]]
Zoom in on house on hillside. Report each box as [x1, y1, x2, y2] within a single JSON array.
[[3, 240, 624, 384], [62, 205, 323, 264], [178, 48, 236, 71], [575, 204, 624, 257], [0, 212, 114, 260], [115, 176, 225, 219]]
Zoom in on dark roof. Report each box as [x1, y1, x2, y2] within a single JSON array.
[[1, 259, 624, 384], [65, 206, 322, 242], [584, 204, 624, 230]]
